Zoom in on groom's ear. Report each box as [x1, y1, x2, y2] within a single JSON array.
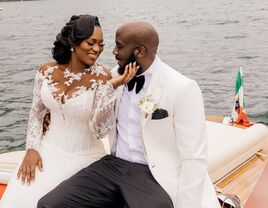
[[135, 45, 146, 58]]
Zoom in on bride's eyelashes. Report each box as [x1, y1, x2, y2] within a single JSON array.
[[86, 40, 105, 47]]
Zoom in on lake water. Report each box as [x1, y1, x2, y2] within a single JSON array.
[[0, 0, 267, 153]]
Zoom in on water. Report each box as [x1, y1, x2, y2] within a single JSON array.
[[0, 0, 267, 153]]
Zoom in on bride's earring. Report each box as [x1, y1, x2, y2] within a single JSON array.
[[70, 48, 74, 52]]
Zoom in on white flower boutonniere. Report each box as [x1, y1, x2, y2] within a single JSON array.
[[137, 95, 159, 117]]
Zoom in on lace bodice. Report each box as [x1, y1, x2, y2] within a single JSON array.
[[26, 64, 116, 152]]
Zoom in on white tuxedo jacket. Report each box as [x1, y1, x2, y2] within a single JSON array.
[[108, 57, 220, 208]]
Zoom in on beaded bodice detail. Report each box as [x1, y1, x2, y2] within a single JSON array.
[[25, 64, 116, 152]]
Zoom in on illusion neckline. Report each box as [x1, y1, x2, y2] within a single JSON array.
[[43, 80, 92, 106]]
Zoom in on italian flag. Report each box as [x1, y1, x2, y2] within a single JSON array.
[[231, 66, 253, 127]]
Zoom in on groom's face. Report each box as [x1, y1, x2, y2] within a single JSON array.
[[113, 32, 137, 75]]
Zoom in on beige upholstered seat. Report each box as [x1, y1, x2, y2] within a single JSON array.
[[207, 121, 268, 183]]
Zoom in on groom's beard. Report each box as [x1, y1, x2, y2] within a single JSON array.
[[117, 53, 137, 75]]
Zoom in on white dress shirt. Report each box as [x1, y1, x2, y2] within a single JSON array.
[[116, 57, 158, 164]]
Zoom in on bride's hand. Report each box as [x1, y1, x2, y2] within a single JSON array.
[[17, 149, 43, 185], [110, 62, 139, 89]]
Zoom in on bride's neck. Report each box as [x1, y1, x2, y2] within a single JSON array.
[[68, 56, 89, 73]]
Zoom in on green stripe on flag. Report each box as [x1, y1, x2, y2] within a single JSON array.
[[235, 70, 243, 96]]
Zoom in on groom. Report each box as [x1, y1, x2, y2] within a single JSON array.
[[38, 21, 220, 208]]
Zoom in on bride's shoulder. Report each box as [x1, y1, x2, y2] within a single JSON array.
[[94, 64, 112, 81], [38, 61, 59, 75]]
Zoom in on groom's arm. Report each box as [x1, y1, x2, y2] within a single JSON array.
[[174, 80, 207, 208], [43, 113, 51, 135]]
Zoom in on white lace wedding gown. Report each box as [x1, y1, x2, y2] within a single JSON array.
[[0, 65, 116, 208]]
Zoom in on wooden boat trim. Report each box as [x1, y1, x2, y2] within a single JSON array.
[[216, 142, 268, 205], [214, 150, 266, 185]]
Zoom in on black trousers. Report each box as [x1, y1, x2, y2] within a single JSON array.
[[38, 155, 173, 208]]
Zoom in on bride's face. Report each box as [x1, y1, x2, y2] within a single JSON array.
[[74, 26, 105, 66]]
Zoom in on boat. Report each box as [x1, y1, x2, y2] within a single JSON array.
[[0, 120, 268, 207]]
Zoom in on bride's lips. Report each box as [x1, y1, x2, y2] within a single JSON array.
[[88, 53, 98, 60]]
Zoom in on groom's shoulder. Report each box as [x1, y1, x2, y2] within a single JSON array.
[[160, 61, 193, 87]]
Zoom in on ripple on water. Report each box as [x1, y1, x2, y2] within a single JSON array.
[[224, 35, 247, 39], [237, 55, 259, 60], [214, 20, 240, 25]]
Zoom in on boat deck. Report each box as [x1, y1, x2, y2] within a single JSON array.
[[215, 145, 268, 205]]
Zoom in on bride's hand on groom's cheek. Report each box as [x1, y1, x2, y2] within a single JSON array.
[[110, 62, 139, 89], [17, 149, 43, 185]]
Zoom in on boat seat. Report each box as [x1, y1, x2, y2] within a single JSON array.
[[207, 121, 268, 183], [0, 151, 25, 184]]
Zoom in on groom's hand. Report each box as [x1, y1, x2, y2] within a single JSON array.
[[17, 149, 43, 185], [110, 62, 139, 89], [43, 113, 51, 135]]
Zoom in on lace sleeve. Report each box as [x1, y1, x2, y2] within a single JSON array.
[[26, 71, 49, 151], [89, 80, 117, 139]]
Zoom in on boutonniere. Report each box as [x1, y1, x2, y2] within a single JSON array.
[[137, 95, 159, 118]]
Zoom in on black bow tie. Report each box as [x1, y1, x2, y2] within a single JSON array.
[[127, 75, 145, 94]]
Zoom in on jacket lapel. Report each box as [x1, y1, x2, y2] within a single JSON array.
[[141, 61, 165, 127]]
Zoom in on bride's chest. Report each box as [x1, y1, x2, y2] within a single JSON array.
[[40, 80, 95, 119]]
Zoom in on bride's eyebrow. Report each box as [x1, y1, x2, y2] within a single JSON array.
[[86, 38, 104, 43]]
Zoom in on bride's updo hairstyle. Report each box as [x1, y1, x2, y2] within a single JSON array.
[[52, 15, 101, 64]]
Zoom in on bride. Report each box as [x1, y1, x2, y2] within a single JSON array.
[[0, 15, 137, 207]]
